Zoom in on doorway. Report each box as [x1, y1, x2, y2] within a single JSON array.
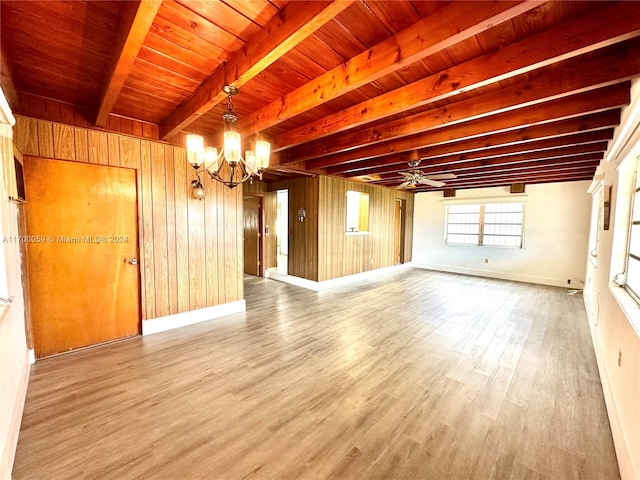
[[243, 195, 263, 277], [394, 198, 406, 265], [276, 189, 288, 274], [23, 156, 141, 358]]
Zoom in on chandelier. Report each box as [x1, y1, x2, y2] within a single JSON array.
[[186, 84, 270, 197]]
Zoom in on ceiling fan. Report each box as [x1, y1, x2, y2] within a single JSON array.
[[397, 152, 456, 189]]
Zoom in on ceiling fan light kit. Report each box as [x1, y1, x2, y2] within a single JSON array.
[[396, 153, 456, 190]]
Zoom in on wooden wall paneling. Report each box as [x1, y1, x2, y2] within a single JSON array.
[[319, 176, 331, 280], [165, 147, 179, 314], [58, 102, 76, 127], [318, 176, 343, 281], [310, 177, 320, 282], [14, 116, 38, 155], [36, 120, 54, 158], [108, 134, 120, 166], [24, 93, 46, 119], [151, 143, 169, 317], [204, 172, 220, 307], [87, 130, 109, 164], [370, 187, 383, 268], [44, 101, 63, 126], [142, 123, 159, 140], [223, 177, 239, 303], [215, 180, 226, 305], [383, 189, 393, 265], [119, 136, 141, 169], [236, 185, 243, 299], [74, 128, 89, 162], [296, 177, 318, 282], [188, 163, 206, 311], [139, 141, 155, 320], [317, 176, 415, 282], [52, 123, 74, 160], [173, 145, 191, 313]]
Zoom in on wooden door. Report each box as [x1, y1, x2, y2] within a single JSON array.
[[243, 196, 261, 276], [394, 199, 405, 265], [23, 156, 140, 358]]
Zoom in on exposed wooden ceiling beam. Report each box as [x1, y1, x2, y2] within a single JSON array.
[[283, 40, 640, 164], [272, 1, 640, 151], [159, 0, 354, 140], [412, 172, 596, 192], [307, 85, 628, 171], [341, 114, 616, 174], [449, 159, 602, 179], [377, 163, 600, 189], [372, 152, 604, 184], [95, 0, 162, 127], [373, 145, 607, 181], [338, 130, 613, 177], [238, 1, 541, 136]]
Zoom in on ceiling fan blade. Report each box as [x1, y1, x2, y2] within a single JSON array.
[[424, 173, 457, 180], [396, 181, 412, 189], [418, 178, 446, 187], [399, 172, 413, 180]]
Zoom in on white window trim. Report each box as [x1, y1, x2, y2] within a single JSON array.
[[443, 198, 526, 249], [608, 140, 640, 339]]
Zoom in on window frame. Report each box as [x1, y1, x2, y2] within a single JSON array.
[[624, 161, 640, 303], [442, 196, 527, 248], [345, 190, 370, 235]]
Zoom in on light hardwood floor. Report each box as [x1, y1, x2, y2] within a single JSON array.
[[12, 269, 619, 479]]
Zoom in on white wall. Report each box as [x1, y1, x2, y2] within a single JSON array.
[[0, 90, 29, 479], [412, 182, 591, 287], [582, 78, 640, 480]]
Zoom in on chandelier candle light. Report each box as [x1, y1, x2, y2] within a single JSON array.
[[186, 84, 270, 198]]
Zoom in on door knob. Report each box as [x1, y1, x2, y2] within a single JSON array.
[[128, 258, 138, 265]]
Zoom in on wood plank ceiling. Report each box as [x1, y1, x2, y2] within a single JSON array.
[[2, 0, 640, 192]]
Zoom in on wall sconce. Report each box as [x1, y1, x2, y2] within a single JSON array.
[[298, 207, 306, 223]]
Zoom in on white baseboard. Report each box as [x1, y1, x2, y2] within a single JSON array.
[[0, 349, 30, 480], [583, 296, 637, 480], [266, 263, 414, 291], [412, 263, 571, 288], [142, 300, 246, 335]]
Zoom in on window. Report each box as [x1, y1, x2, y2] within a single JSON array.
[[346, 190, 369, 233], [445, 204, 480, 245], [445, 202, 524, 248], [626, 161, 640, 301]]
